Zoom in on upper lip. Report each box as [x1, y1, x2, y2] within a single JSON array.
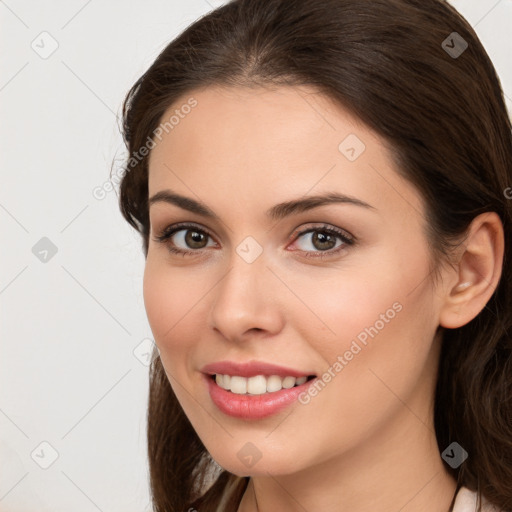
[[201, 360, 315, 378]]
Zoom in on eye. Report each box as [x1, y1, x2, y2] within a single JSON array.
[[152, 222, 216, 256], [290, 224, 355, 259], [152, 222, 355, 259]]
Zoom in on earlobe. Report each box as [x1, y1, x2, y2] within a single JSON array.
[[439, 212, 504, 330]]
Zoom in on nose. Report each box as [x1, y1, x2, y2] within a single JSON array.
[[209, 250, 284, 343]]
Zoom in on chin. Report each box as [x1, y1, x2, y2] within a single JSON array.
[[210, 449, 308, 478]]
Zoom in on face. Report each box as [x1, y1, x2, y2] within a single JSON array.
[[144, 84, 447, 477]]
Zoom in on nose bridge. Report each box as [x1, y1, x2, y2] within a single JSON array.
[[209, 238, 281, 339], [216, 240, 267, 308]]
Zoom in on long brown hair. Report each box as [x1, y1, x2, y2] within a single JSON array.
[[116, 1, 512, 510]]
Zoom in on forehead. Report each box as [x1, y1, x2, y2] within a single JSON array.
[[147, 84, 425, 222], [149, 84, 365, 167]]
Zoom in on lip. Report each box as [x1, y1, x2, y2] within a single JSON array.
[[200, 360, 314, 378], [203, 373, 317, 419]]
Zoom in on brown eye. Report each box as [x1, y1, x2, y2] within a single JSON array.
[[308, 231, 339, 251], [293, 225, 354, 256], [153, 223, 216, 255], [183, 229, 209, 249]]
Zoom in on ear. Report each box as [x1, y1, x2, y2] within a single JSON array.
[[439, 212, 504, 329]]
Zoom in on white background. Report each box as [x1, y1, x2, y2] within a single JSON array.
[[1, 1, 511, 511]]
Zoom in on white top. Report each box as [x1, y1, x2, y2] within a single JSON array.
[[215, 480, 504, 512], [453, 486, 503, 512]]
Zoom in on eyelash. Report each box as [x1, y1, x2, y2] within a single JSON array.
[[152, 222, 355, 259]]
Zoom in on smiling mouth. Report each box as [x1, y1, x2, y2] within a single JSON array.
[[211, 373, 316, 395]]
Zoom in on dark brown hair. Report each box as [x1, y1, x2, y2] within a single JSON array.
[[116, 0, 512, 510]]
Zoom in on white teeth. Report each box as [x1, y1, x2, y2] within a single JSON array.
[[229, 376, 247, 394], [214, 374, 311, 395], [216, 374, 231, 390], [282, 376, 296, 389], [266, 375, 283, 393], [247, 375, 267, 395]]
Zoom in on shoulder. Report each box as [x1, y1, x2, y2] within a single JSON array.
[[453, 486, 506, 512]]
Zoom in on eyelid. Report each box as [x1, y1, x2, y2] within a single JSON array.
[[290, 223, 354, 243], [153, 221, 215, 240]]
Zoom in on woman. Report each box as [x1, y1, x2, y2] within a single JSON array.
[[117, 0, 512, 510]]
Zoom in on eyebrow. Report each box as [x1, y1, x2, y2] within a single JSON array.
[[148, 190, 376, 221]]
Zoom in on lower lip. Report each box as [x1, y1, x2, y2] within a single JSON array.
[[204, 374, 316, 419]]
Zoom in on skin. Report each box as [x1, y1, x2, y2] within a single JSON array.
[[143, 84, 504, 512]]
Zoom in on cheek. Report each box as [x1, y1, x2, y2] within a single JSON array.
[[142, 257, 203, 404], [142, 256, 200, 341], [143, 260, 172, 340], [296, 249, 437, 439], [142, 254, 221, 387], [286, 274, 410, 412], [289, 243, 437, 407], [287, 247, 429, 360]]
